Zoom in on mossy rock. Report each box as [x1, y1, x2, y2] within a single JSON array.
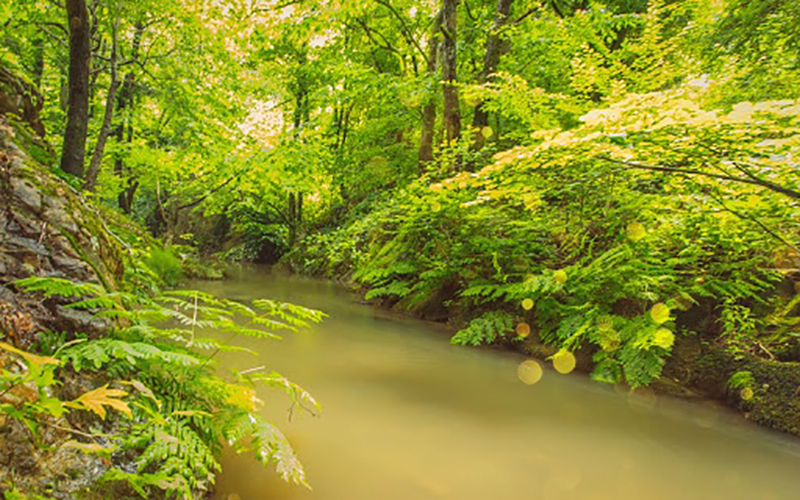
[[1, 116, 126, 344], [691, 346, 800, 436]]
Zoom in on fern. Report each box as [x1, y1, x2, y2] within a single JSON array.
[[14, 277, 105, 298], [451, 311, 514, 346], [99, 470, 185, 499], [128, 419, 220, 496], [59, 339, 201, 371], [12, 276, 325, 496], [220, 410, 308, 486], [364, 281, 412, 300]]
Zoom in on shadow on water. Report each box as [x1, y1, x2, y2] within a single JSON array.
[[200, 266, 800, 500]]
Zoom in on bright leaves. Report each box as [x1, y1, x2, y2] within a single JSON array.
[[66, 384, 132, 420]]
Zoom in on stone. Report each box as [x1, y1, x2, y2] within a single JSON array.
[[5, 234, 47, 256], [50, 254, 92, 278], [11, 177, 42, 213], [53, 305, 111, 337], [43, 206, 79, 234]]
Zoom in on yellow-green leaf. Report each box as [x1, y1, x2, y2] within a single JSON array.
[[0, 342, 60, 367], [627, 222, 646, 241], [67, 384, 131, 420], [62, 440, 115, 455]]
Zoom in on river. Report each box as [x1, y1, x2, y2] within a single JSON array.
[[202, 268, 800, 500]]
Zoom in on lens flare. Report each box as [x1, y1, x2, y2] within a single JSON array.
[[518, 359, 544, 385], [552, 351, 576, 374]]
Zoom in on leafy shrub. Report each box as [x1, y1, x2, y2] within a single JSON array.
[[145, 247, 184, 287]]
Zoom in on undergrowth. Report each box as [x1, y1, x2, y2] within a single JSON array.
[[1, 274, 325, 499]]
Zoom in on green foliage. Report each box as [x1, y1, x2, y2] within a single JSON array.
[[451, 312, 514, 347], [145, 248, 184, 288], [0, 341, 67, 439], [1, 487, 54, 500], [11, 276, 326, 498], [728, 370, 755, 390], [2, 0, 798, 409], [299, 83, 797, 387]]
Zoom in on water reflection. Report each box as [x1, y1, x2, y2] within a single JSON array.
[[203, 267, 800, 500]]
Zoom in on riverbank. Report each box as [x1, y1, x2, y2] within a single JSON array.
[[280, 255, 800, 439]]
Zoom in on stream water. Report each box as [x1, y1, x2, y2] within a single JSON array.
[[203, 267, 800, 500]]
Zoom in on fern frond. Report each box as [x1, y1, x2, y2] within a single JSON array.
[[15, 277, 105, 298], [451, 311, 514, 346]]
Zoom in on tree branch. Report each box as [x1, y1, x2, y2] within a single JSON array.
[[374, 0, 429, 64], [599, 156, 800, 200], [176, 175, 237, 211]]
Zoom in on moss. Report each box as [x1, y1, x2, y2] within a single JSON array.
[[688, 345, 800, 436]]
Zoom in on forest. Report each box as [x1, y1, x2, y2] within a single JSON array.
[[0, 0, 799, 499]]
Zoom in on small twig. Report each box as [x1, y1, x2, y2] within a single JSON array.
[[0, 381, 22, 401], [238, 366, 266, 376], [600, 156, 800, 200], [37, 222, 47, 244], [44, 421, 106, 442], [756, 341, 776, 361]]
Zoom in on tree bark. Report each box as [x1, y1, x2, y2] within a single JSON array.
[[472, 0, 513, 151], [84, 19, 119, 191], [32, 36, 45, 90], [60, 0, 91, 179], [418, 10, 443, 167], [114, 21, 144, 213], [441, 0, 461, 146]]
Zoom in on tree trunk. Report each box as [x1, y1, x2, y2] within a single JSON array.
[[472, 0, 513, 151], [418, 10, 443, 167], [441, 0, 461, 147], [114, 21, 144, 213], [60, 0, 91, 179], [32, 36, 45, 90], [84, 20, 119, 191], [288, 192, 303, 247]]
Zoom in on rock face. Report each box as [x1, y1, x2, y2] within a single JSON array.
[[0, 116, 129, 498], [0, 67, 45, 138], [0, 117, 125, 346]]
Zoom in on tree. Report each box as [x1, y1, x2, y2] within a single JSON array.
[[418, 9, 442, 166], [441, 0, 461, 146], [471, 0, 513, 151], [60, 0, 91, 178], [85, 18, 119, 191]]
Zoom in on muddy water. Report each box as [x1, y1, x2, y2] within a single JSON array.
[[203, 268, 800, 500]]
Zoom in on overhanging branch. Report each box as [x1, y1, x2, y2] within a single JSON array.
[[599, 156, 800, 200]]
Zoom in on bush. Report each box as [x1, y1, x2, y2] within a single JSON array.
[[145, 247, 184, 287]]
